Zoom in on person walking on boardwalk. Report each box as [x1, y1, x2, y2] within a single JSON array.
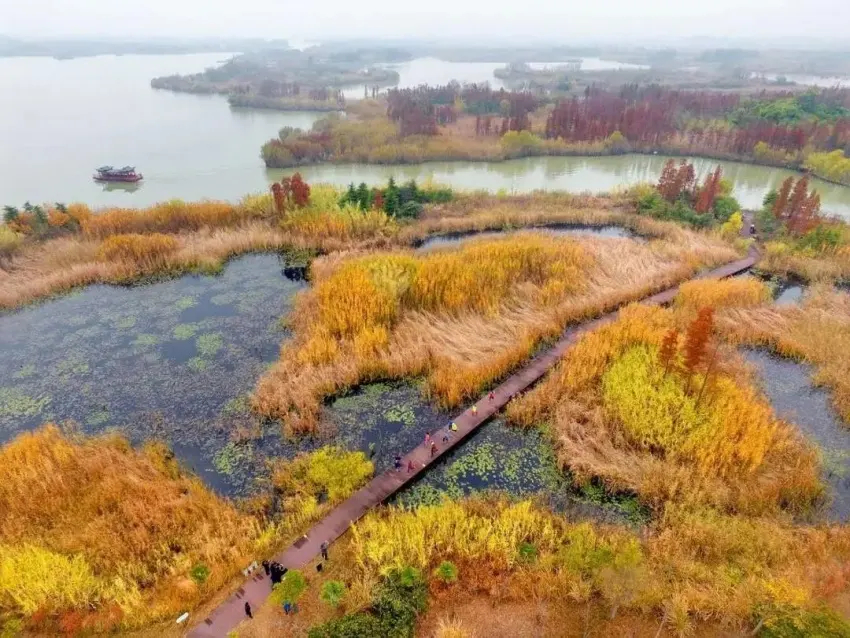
[[394, 455, 402, 471], [471, 404, 478, 416], [425, 431, 431, 444], [244, 601, 253, 619], [320, 541, 329, 561], [430, 441, 438, 457], [262, 559, 270, 576], [407, 459, 415, 473], [450, 421, 458, 433]]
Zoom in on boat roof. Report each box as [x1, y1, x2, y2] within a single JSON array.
[[96, 165, 136, 173]]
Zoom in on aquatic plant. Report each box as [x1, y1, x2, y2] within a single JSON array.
[[175, 296, 197, 310], [0, 387, 50, 419], [96, 233, 178, 270], [172, 323, 199, 340], [196, 332, 224, 358]]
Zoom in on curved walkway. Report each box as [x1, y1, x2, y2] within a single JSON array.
[[188, 248, 758, 637]]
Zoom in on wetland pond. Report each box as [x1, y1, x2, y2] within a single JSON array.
[[415, 224, 635, 251], [746, 350, 850, 521], [0, 254, 306, 495]]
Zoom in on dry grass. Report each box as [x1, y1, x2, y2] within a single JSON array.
[[759, 240, 850, 283], [507, 304, 823, 516], [346, 497, 850, 634], [253, 229, 738, 436], [0, 425, 260, 632], [79, 200, 259, 238], [720, 284, 850, 422]]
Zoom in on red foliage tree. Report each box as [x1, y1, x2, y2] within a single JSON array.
[[289, 172, 311, 207], [773, 176, 793, 219], [659, 328, 680, 377], [683, 307, 714, 389], [694, 166, 722, 214]]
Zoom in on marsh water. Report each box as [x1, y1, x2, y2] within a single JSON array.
[[415, 224, 634, 251], [0, 255, 308, 494], [3, 54, 850, 218], [745, 350, 850, 521]]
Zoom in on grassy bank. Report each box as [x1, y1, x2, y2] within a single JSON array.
[[254, 222, 738, 436], [0, 427, 373, 634]]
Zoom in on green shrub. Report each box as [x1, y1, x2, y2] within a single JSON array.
[[712, 195, 740, 222], [396, 201, 423, 219], [518, 542, 538, 563], [189, 563, 210, 584], [270, 569, 307, 605], [320, 580, 346, 608], [797, 225, 844, 252], [308, 613, 382, 638], [372, 567, 428, 638], [434, 561, 458, 584], [761, 608, 850, 638]]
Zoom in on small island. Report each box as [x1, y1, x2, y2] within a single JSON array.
[[150, 46, 407, 111]]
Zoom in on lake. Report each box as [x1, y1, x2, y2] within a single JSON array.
[[2, 53, 850, 219], [0, 53, 326, 208]]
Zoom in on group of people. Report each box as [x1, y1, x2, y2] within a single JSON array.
[[391, 399, 496, 473], [261, 559, 287, 585]]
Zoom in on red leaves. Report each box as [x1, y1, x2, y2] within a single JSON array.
[[772, 176, 822, 235], [657, 160, 698, 203], [694, 166, 722, 214], [659, 328, 680, 376], [684, 307, 714, 376], [271, 172, 311, 213]]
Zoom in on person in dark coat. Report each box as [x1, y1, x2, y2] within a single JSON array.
[[320, 541, 329, 561], [244, 601, 253, 619], [262, 560, 270, 576]]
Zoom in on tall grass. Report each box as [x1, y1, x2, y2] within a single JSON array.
[[80, 200, 256, 238], [0, 425, 260, 632], [720, 284, 850, 421], [254, 229, 737, 435], [346, 497, 850, 633], [507, 304, 822, 515]]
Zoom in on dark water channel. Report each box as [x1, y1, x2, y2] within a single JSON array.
[[745, 350, 850, 522], [415, 224, 635, 252], [0, 254, 307, 496]]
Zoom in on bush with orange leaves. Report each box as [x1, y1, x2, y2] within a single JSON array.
[[507, 303, 822, 515]]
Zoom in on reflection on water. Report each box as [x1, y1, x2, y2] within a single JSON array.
[[774, 284, 805, 306], [416, 224, 635, 252], [293, 154, 850, 220], [0, 255, 305, 495], [745, 349, 850, 522]]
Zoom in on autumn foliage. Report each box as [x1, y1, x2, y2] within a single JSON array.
[[0, 426, 259, 631], [771, 176, 822, 235], [508, 304, 821, 514]]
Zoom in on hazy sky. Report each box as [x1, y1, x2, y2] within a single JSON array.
[[4, 0, 849, 42]]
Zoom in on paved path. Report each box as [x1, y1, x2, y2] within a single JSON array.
[[188, 250, 758, 637]]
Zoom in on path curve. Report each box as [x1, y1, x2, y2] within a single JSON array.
[[188, 248, 758, 637]]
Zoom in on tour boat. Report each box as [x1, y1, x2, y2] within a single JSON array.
[[93, 165, 143, 182]]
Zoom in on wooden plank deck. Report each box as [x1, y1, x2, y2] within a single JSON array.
[[188, 251, 758, 637]]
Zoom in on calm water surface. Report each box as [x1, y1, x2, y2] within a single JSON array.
[[0, 53, 325, 207], [746, 350, 850, 522], [3, 54, 850, 219]]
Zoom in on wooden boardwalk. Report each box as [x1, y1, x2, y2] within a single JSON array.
[[188, 250, 758, 638]]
